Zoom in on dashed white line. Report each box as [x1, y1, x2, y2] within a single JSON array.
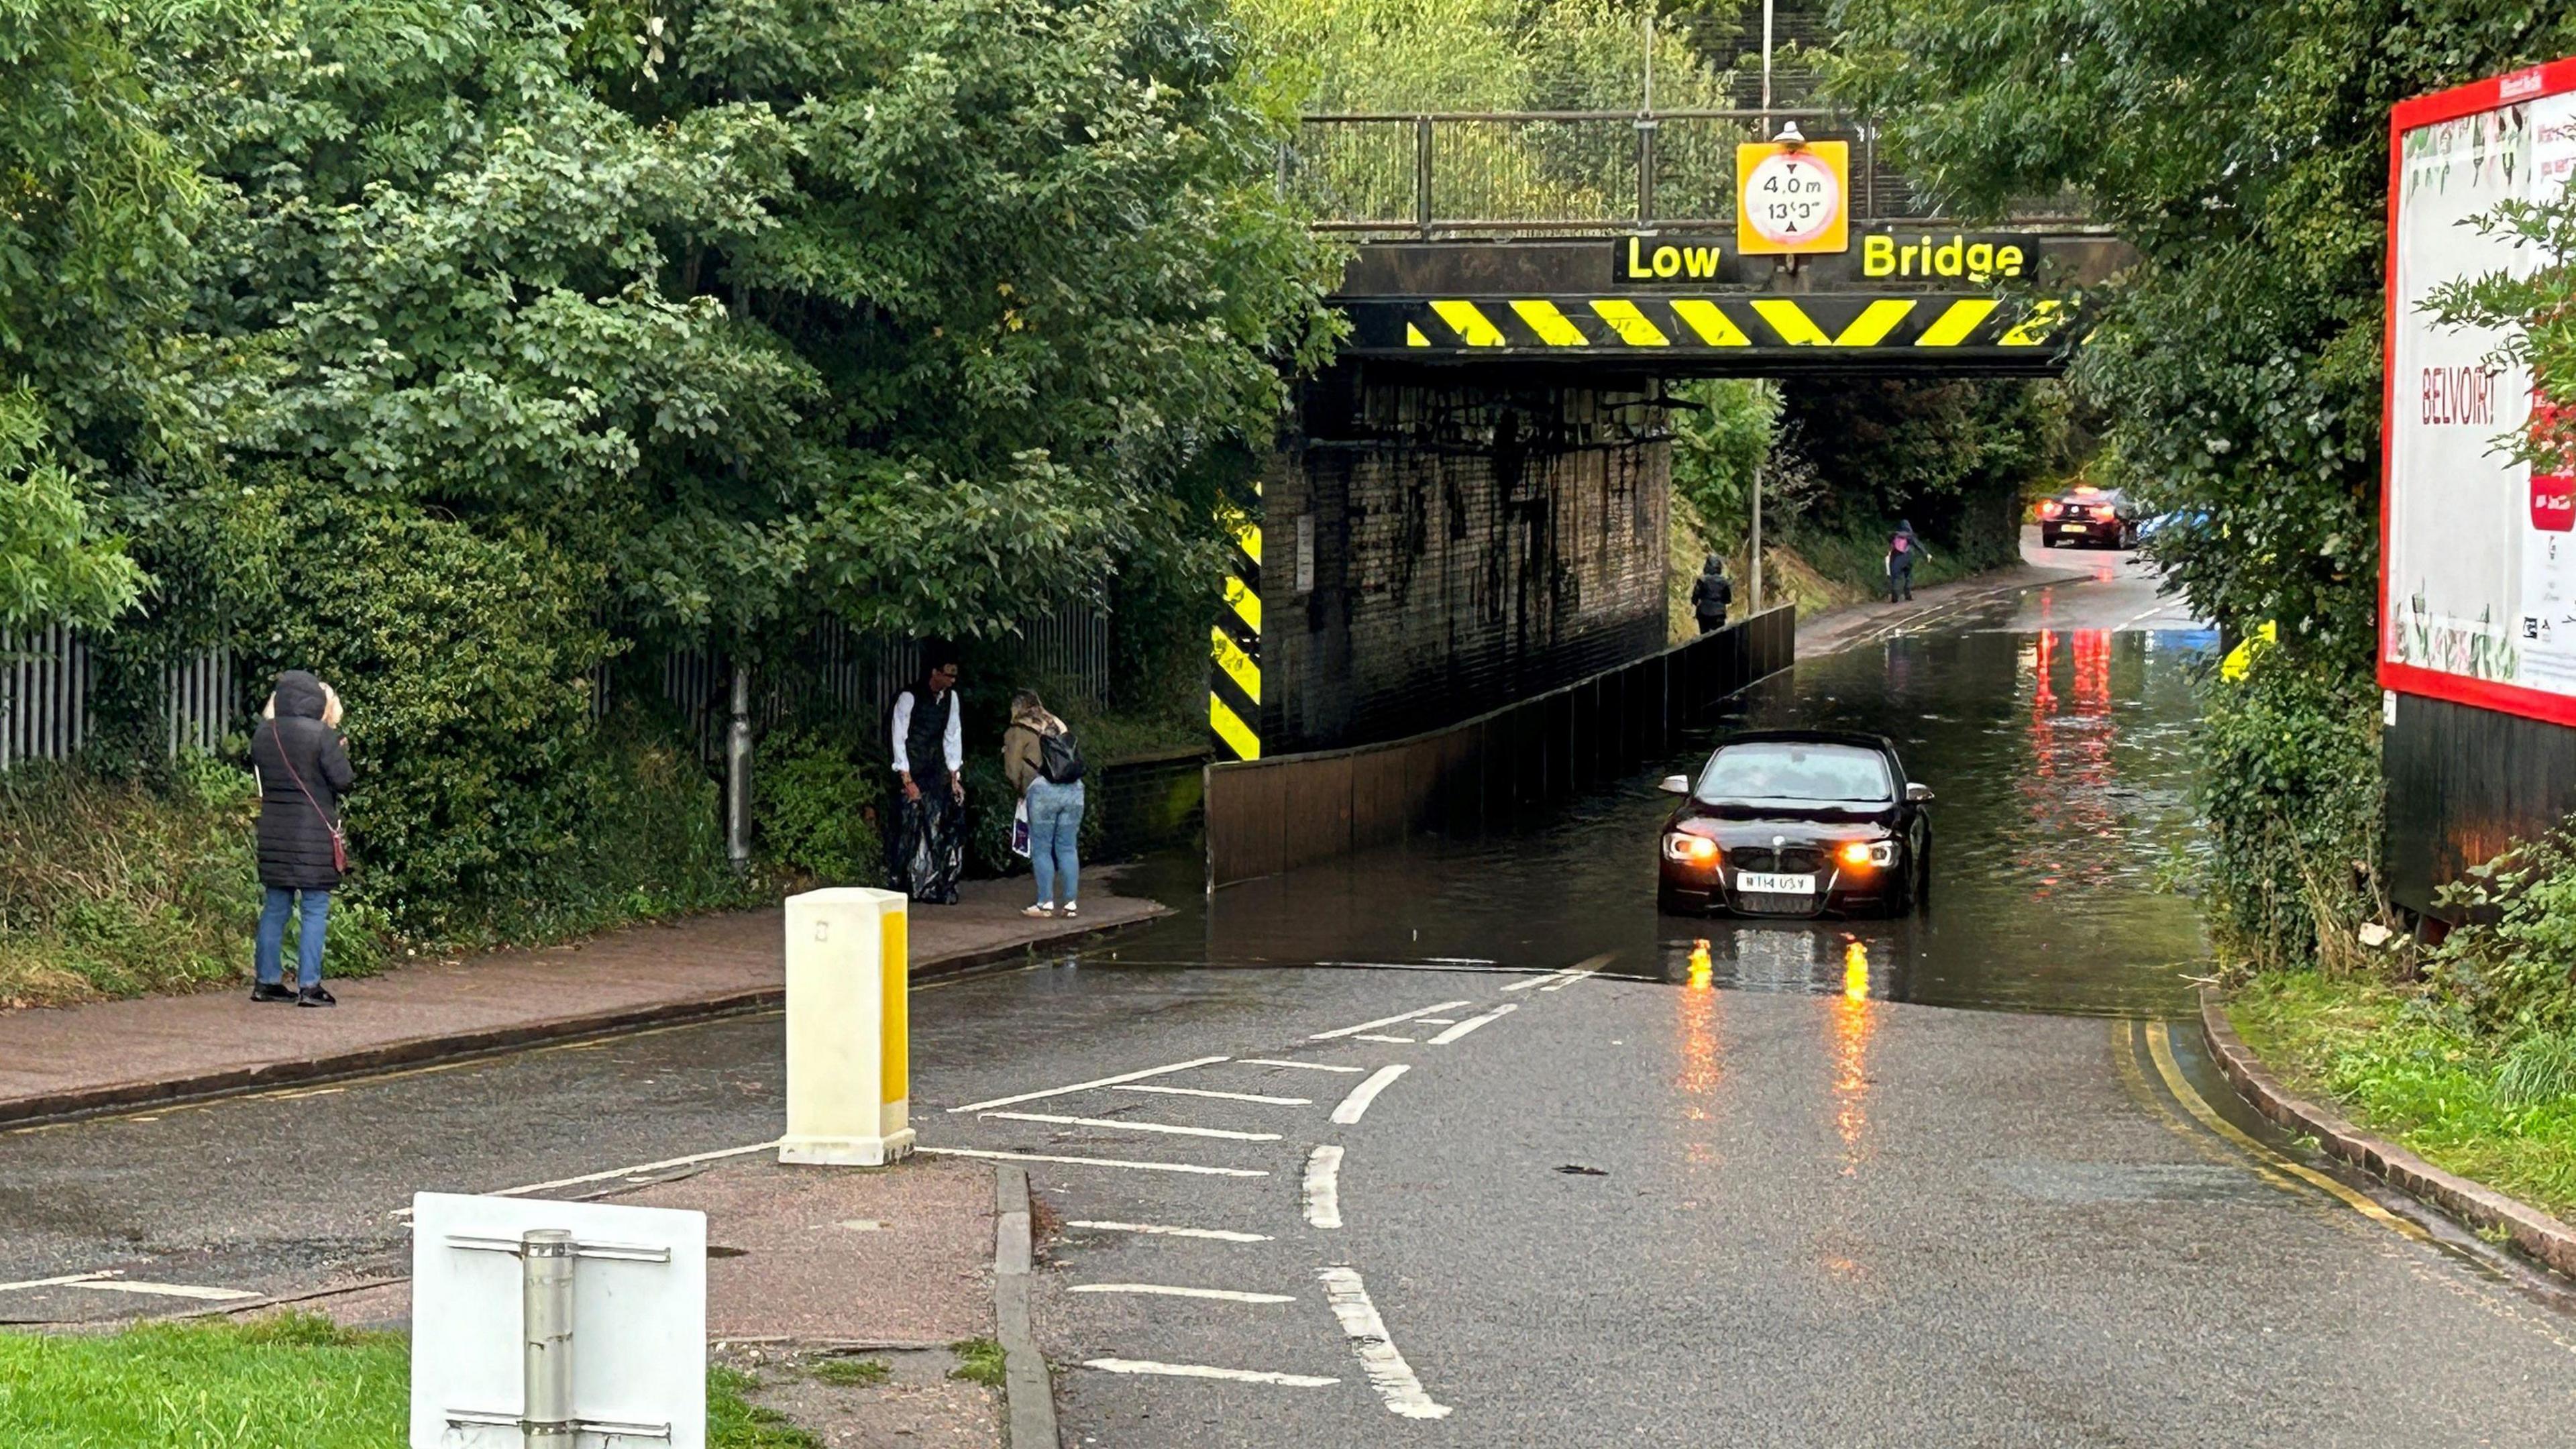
[[1504, 951, 1615, 991], [1244, 1059, 1364, 1073], [1065, 1222, 1273, 1244], [394, 1139, 782, 1216], [1352, 1034, 1417, 1044], [1538, 969, 1598, 993], [1309, 1001, 1472, 1041], [1069, 1283, 1296, 1304], [920, 1147, 1267, 1177], [1303, 1146, 1344, 1229], [1081, 1358, 1338, 1387], [1317, 1265, 1452, 1419], [1330, 1065, 1411, 1126], [1428, 1002, 1518, 1044], [948, 1055, 1231, 1114], [982, 1111, 1281, 1142], [66, 1280, 261, 1302], [1116, 1085, 1309, 1106]]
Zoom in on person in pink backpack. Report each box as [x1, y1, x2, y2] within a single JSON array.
[[1886, 519, 1925, 603]]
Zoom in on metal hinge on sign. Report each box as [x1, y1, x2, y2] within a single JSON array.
[[442, 1407, 674, 1438], [442, 1234, 673, 1263]]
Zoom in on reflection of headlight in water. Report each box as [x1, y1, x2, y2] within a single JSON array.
[[1688, 938, 1713, 989], [1843, 941, 1870, 1001]]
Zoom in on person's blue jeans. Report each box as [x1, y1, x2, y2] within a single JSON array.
[[256, 887, 331, 990], [1026, 778, 1085, 907]]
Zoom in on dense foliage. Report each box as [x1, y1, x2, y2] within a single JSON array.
[[0, 0, 1334, 951], [1833, 0, 2576, 964]]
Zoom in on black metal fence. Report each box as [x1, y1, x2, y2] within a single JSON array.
[[1283, 109, 2086, 239], [1205, 604, 1794, 887]]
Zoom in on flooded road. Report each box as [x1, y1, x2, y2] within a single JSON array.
[[1107, 561, 2217, 1017], [14, 549, 2576, 1446]]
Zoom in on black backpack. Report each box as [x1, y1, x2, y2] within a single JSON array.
[[1038, 726, 1085, 785]]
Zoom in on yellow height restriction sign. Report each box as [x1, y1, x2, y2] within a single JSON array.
[[1736, 140, 1849, 256]]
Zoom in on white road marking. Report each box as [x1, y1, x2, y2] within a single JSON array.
[[1115, 1085, 1309, 1106], [1330, 1065, 1411, 1126], [1505, 952, 1615, 991], [1069, 1283, 1296, 1304], [947, 1055, 1231, 1114], [1081, 1358, 1338, 1387], [66, 1280, 261, 1302], [1421, 957, 1498, 965], [1353, 1034, 1417, 1044], [983, 1111, 1281, 1142], [1309, 1001, 1472, 1041], [1317, 1266, 1452, 1419], [395, 1139, 782, 1216], [922, 1147, 1267, 1177], [1413, 1018, 1458, 1025], [1244, 1059, 1364, 1073], [1428, 1002, 1519, 1045], [1065, 1222, 1273, 1244], [1304, 1146, 1344, 1229], [0, 1271, 119, 1295]]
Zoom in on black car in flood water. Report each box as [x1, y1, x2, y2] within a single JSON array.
[[1656, 730, 1933, 919]]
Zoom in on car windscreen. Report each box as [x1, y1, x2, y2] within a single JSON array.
[[1697, 743, 1892, 804]]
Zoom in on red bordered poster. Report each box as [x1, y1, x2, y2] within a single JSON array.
[[2381, 57, 2576, 724]]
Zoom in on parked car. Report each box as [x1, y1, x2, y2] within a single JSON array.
[[2037, 485, 2142, 548], [1656, 730, 1932, 919]]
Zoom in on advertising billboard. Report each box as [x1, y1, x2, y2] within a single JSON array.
[[2383, 58, 2576, 722]]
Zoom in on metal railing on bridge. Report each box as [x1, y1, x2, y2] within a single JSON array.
[[1285, 109, 2088, 239]]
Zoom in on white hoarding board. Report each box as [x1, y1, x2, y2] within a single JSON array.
[[2384, 61, 2576, 720], [411, 1192, 707, 1449]]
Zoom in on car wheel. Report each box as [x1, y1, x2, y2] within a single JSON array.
[[2040, 535, 2059, 547], [1913, 841, 1933, 913]]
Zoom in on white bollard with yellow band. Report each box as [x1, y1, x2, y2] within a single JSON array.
[[779, 887, 915, 1167]]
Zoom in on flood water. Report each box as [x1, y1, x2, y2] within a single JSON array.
[[1092, 587, 2218, 1018]]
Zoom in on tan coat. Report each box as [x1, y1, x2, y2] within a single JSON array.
[[1002, 724, 1044, 796]]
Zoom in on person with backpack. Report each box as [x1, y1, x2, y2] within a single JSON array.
[[1002, 690, 1085, 918], [1688, 554, 1733, 633], [1886, 519, 1925, 603], [249, 669, 354, 1007]]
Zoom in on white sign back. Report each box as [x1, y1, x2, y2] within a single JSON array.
[[411, 1192, 707, 1449]]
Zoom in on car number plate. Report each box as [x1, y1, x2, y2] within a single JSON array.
[[1737, 871, 1815, 894]]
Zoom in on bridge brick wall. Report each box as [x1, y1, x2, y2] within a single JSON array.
[[1258, 372, 1670, 753]]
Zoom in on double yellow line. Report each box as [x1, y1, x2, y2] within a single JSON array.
[[2121, 1018, 2428, 1242]]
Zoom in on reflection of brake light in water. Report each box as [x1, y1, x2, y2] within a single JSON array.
[[2019, 629, 2123, 898]]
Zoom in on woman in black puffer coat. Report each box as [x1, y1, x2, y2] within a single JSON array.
[[249, 669, 354, 1006]]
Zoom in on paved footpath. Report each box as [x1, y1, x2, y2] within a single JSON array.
[[0, 874, 1166, 1126]]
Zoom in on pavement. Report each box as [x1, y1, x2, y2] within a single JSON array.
[[0, 872, 1166, 1126]]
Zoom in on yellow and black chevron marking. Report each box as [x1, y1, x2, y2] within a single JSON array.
[[1381, 294, 2069, 355], [1209, 479, 1263, 762]]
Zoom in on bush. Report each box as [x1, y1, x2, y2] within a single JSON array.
[[0, 754, 390, 1008], [2194, 643, 2382, 973], [2424, 818, 2576, 1040], [757, 729, 888, 886]]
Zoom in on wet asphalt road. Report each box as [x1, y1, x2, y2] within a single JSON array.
[[9, 545, 2576, 1444]]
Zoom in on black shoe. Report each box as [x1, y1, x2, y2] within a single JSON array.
[[295, 985, 337, 1008], [251, 982, 295, 1004]]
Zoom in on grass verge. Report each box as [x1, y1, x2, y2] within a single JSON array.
[[0, 1315, 814, 1448], [2226, 971, 2576, 1221]]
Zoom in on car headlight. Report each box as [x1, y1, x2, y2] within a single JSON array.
[[1836, 840, 1900, 869], [1664, 833, 1719, 863]]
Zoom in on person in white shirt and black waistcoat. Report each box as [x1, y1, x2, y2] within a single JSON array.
[[888, 642, 966, 902]]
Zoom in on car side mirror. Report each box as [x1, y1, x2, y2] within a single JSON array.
[[1906, 783, 1935, 804], [1658, 774, 1692, 796]]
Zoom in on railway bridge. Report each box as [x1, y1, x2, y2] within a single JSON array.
[[1210, 110, 2131, 764]]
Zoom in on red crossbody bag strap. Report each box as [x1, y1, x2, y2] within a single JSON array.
[[275, 727, 349, 874]]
